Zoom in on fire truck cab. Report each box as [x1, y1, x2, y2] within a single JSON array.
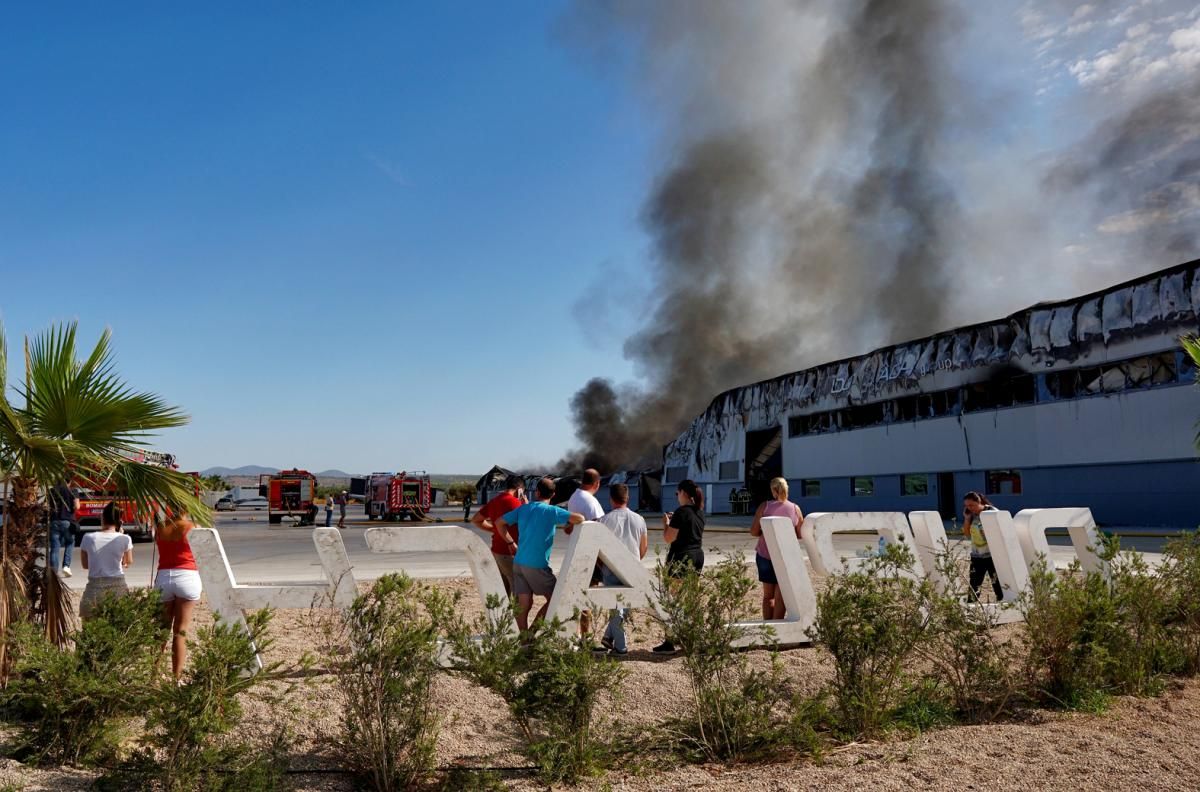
[[259, 469, 319, 525], [362, 471, 432, 521], [72, 450, 180, 544]]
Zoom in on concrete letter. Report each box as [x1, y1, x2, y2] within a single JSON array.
[[191, 527, 354, 670]]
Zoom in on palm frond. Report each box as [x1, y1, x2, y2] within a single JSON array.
[[1184, 335, 1200, 451], [85, 458, 212, 527], [0, 322, 7, 396], [22, 322, 189, 451]]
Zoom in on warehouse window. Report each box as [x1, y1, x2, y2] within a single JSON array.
[[901, 474, 929, 496], [985, 469, 1022, 495], [1181, 349, 1197, 383], [1042, 352, 1179, 401], [788, 415, 803, 437], [718, 461, 739, 480], [801, 479, 821, 497], [851, 477, 875, 497], [664, 466, 689, 484]]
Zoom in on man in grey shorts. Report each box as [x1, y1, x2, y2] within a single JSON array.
[[495, 477, 584, 632]]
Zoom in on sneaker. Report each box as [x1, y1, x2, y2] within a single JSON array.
[[61, 566, 72, 578], [651, 640, 676, 655], [601, 637, 628, 656]]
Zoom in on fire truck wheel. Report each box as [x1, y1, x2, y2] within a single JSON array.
[[268, 514, 282, 525]]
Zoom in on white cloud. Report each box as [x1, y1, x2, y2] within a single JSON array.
[[1071, 4, 1095, 22], [1064, 12, 1200, 91]]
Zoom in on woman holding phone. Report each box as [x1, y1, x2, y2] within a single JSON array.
[[78, 502, 134, 619], [653, 479, 706, 654], [962, 491, 1003, 601]]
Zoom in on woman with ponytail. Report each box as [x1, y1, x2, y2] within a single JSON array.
[[78, 501, 134, 619], [654, 479, 706, 654]]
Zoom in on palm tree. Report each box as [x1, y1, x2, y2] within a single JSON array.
[[0, 322, 210, 652], [1185, 336, 1200, 451]]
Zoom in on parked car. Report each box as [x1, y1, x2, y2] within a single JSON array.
[[235, 496, 269, 510], [214, 495, 237, 511]]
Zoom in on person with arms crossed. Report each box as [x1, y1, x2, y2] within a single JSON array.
[[471, 474, 526, 596], [597, 482, 647, 655], [567, 469, 606, 639], [494, 477, 584, 632], [748, 477, 804, 620]]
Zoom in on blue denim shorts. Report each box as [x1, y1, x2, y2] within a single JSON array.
[[755, 553, 778, 585]]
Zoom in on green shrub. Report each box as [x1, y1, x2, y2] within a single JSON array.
[[103, 609, 296, 791], [652, 555, 815, 762], [1020, 555, 1119, 709], [1107, 548, 1182, 695], [810, 545, 927, 739], [911, 550, 1021, 723], [1020, 535, 1186, 708], [1158, 532, 1200, 675], [319, 573, 453, 792], [441, 596, 624, 784], [2, 589, 165, 764]]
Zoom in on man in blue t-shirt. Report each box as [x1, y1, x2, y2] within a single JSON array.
[[495, 476, 584, 632]]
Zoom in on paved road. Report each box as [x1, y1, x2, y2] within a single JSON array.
[[61, 505, 1140, 590]]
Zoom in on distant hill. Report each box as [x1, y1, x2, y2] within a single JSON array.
[[316, 469, 356, 478], [201, 465, 278, 477]]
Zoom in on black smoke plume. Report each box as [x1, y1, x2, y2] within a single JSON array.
[[560, 0, 962, 470], [559, 1, 1198, 472]]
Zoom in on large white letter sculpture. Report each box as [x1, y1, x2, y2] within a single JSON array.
[[735, 515, 817, 646], [907, 510, 955, 595], [363, 525, 511, 628], [1012, 507, 1107, 579], [975, 510, 1031, 603], [190, 526, 356, 669], [801, 512, 924, 579], [908, 510, 1023, 624], [544, 520, 664, 629], [543, 516, 817, 647]]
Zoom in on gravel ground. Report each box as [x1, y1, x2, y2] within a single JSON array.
[[2, 576, 1199, 791]]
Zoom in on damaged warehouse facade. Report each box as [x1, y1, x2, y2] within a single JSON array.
[[662, 260, 1200, 527]]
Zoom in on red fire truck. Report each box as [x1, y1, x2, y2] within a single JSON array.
[[73, 450, 180, 543], [259, 469, 319, 525], [364, 471, 431, 521]]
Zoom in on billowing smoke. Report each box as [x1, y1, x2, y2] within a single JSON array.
[[1047, 75, 1200, 257], [558, 0, 1200, 472]]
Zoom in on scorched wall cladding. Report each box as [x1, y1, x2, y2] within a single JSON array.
[[665, 260, 1200, 483]]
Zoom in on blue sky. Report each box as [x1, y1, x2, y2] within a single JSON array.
[[0, 2, 657, 473], [1, 2, 1195, 475]]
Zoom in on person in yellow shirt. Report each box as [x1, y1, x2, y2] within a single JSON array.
[[962, 491, 1003, 601]]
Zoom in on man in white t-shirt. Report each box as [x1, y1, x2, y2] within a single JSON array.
[[597, 482, 647, 654], [566, 469, 605, 521], [567, 469, 605, 642]]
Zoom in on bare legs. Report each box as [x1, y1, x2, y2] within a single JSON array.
[[761, 583, 787, 620], [516, 593, 551, 633], [161, 598, 196, 679]]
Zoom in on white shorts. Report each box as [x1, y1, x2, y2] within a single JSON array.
[[155, 568, 202, 602]]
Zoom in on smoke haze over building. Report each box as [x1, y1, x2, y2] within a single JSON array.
[[558, 0, 1200, 472]]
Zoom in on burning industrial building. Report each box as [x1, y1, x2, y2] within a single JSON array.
[[555, 0, 1200, 512]]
